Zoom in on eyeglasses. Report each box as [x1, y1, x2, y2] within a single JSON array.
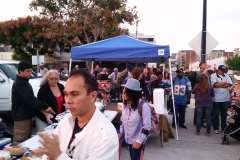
[[49, 77, 58, 81]]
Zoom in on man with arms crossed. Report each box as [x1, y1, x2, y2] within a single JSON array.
[[38, 69, 118, 160], [211, 65, 232, 134]]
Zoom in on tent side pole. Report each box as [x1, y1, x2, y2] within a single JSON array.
[[91, 61, 94, 73], [168, 58, 179, 140], [69, 59, 72, 76]]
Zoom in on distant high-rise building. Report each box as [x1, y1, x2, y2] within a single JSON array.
[[129, 33, 156, 44]]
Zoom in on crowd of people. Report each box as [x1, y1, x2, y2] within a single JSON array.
[[10, 60, 239, 160]]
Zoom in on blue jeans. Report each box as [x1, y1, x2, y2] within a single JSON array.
[[128, 144, 143, 160], [196, 104, 213, 134], [172, 103, 186, 126], [213, 102, 227, 131]]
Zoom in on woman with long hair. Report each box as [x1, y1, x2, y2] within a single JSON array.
[[118, 78, 151, 160], [192, 74, 215, 136], [36, 69, 65, 132], [163, 71, 170, 85]]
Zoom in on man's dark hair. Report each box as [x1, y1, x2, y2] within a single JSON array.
[[93, 64, 99, 69], [153, 68, 157, 73], [18, 61, 32, 73], [156, 71, 162, 76], [199, 61, 206, 67], [123, 88, 142, 111], [69, 69, 98, 95]]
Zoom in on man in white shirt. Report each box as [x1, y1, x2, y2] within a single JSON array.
[[211, 65, 232, 134], [38, 70, 118, 160], [108, 68, 119, 82], [39, 63, 48, 77]]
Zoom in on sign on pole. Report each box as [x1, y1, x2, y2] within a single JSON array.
[[32, 55, 44, 65], [188, 31, 219, 56]]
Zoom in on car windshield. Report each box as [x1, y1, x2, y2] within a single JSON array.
[[0, 63, 35, 80]]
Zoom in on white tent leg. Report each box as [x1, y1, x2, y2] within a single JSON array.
[[91, 61, 94, 73], [168, 58, 179, 140], [69, 59, 72, 76]]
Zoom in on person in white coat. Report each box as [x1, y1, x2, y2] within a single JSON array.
[[38, 69, 119, 160]]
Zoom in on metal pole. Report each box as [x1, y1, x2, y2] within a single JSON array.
[[37, 49, 39, 73], [168, 58, 179, 140], [201, 0, 207, 61]]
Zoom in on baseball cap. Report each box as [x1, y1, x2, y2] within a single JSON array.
[[218, 65, 226, 73], [176, 68, 184, 72]]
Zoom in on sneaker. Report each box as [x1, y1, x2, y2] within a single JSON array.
[[215, 130, 219, 134]]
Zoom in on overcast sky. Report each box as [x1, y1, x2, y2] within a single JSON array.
[[0, 0, 239, 53]]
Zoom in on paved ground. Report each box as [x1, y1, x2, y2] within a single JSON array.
[[119, 100, 240, 160], [1, 99, 239, 160]]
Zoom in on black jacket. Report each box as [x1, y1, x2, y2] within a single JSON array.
[[12, 76, 49, 121], [37, 82, 65, 123], [139, 78, 150, 100]]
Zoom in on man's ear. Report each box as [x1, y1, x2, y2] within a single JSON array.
[[90, 91, 98, 102]]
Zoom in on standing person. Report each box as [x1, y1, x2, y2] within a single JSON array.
[[100, 67, 108, 74], [12, 61, 55, 142], [197, 62, 211, 83], [131, 67, 150, 101], [142, 68, 150, 83], [39, 63, 48, 77], [108, 68, 119, 82], [211, 65, 232, 134], [152, 71, 170, 92], [150, 68, 157, 82], [192, 74, 215, 136], [92, 64, 99, 79], [36, 70, 65, 132], [38, 69, 119, 160], [116, 64, 132, 85], [163, 71, 171, 85], [118, 78, 151, 160], [172, 68, 192, 129], [193, 61, 211, 126]]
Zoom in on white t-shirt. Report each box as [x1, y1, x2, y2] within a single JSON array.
[[211, 73, 232, 102]]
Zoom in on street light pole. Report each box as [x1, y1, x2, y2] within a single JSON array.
[[37, 49, 39, 73], [201, 0, 207, 61]]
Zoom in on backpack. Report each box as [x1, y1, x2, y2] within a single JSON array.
[[116, 69, 128, 85], [138, 100, 159, 133]]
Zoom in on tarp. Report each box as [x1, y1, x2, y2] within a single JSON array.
[[70, 35, 170, 62]]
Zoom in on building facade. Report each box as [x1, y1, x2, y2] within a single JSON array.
[[176, 50, 234, 69]]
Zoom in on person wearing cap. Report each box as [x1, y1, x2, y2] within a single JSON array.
[[172, 68, 192, 129], [211, 65, 232, 134], [118, 78, 151, 160], [159, 64, 164, 72], [40, 63, 48, 77]]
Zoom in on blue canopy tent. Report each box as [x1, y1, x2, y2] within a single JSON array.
[[70, 35, 170, 62], [69, 35, 179, 140]]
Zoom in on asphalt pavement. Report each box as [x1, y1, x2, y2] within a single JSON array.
[[1, 103, 239, 160]]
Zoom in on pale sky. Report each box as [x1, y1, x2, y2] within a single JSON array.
[[0, 0, 239, 53]]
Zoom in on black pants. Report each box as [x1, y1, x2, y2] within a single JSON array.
[[128, 144, 143, 160]]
